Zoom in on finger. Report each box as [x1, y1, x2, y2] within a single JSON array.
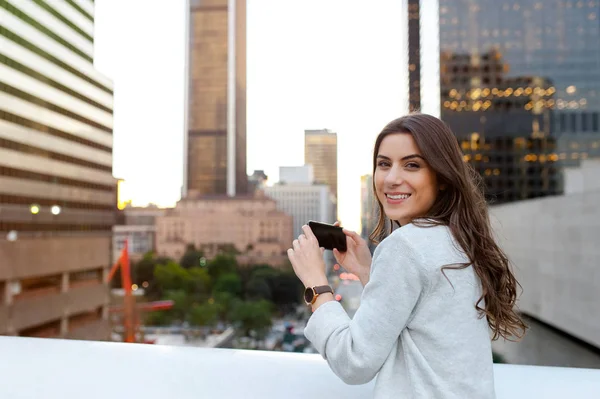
[[320, 247, 325, 255], [332, 248, 343, 262], [333, 221, 340, 227], [292, 239, 300, 250], [302, 224, 317, 242], [342, 228, 363, 243], [286, 248, 295, 261], [298, 233, 306, 242]]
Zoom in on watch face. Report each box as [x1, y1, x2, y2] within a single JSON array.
[[304, 287, 314, 304]]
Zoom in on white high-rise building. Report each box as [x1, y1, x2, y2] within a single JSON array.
[[264, 167, 336, 238], [279, 165, 314, 185]]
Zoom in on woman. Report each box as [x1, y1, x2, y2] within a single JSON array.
[[287, 113, 526, 398]]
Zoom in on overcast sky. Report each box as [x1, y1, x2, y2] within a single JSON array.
[[94, 0, 438, 232]]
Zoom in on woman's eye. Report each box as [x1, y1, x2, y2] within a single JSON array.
[[377, 161, 390, 167], [405, 162, 420, 169]]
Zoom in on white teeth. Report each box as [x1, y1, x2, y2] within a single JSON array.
[[387, 194, 410, 200]]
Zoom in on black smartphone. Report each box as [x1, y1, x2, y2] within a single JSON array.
[[308, 221, 347, 252]]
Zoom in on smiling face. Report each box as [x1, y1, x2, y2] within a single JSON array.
[[374, 132, 440, 226]]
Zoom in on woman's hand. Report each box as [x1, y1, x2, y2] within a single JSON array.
[[287, 225, 329, 289], [332, 221, 372, 286]]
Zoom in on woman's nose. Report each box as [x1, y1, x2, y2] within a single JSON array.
[[384, 166, 404, 186]]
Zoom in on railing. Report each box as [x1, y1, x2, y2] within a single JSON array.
[[0, 336, 599, 398]]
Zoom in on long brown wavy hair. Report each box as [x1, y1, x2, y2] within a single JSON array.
[[369, 113, 527, 341]]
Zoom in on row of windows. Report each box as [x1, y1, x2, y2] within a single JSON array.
[[0, 26, 112, 94], [0, 110, 111, 153], [115, 235, 153, 254], [0, 81, 112, 134], [473, 166, 562, 177], [557, 112, 600, 132], [0, 137, 111, 173], [0, 221, 112, 233], [0, 0, 92, 62], [31, 0, 93, 40], [0, 166, 115, 192], [0, 54, 112, 114], [484, 178, 560, 187], [0, 194, 114, 211], [65, 0, 93, 23]]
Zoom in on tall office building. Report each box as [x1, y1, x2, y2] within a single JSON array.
[[408, 0, 421, 112], [304, 129, 338, 200], [184, 0, 247, 198], [413, 0, 600, 204], [0, 0, 115, 339], [264, 166, 336, 238]]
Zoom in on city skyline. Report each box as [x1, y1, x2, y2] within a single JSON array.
[[93, 0, 441, 232]]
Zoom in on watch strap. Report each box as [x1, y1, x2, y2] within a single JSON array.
[[313, 285, 334, 296]]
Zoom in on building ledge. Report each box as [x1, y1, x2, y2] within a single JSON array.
[[1, 337, 599, 398]]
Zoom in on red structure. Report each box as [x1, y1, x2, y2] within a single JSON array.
[[107, 240, 173, 343]]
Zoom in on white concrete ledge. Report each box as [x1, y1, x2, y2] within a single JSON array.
[[0, 337, 599, 398]]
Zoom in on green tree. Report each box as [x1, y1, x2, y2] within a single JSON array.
[[228, 299, 273, 337], [245, 277, 272, 301], [154, 261, 190, 292], [164, 289, 190, 322], [144, 310, 173, 326], [207, 254, 238, 281], [245, 266, 302, 307], [186, 267, 211, 298], [213, 291, 236, 320], [132, 252, 170, 299], [212, 273, 242, 297], [154, 261, 211, 299], [189, 302, 219, 327], [270, 271, 303, 306], [179, 244, 205, 269]]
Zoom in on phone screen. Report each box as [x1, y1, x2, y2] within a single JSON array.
[[308, 221, 347, 252]]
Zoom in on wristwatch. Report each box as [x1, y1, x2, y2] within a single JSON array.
[[304, 285, 334, 306]]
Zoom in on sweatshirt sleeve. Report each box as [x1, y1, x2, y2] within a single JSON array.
[[304, 231, 431, 385]]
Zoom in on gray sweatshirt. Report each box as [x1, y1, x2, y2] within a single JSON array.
[[304, 223, 496, 398]]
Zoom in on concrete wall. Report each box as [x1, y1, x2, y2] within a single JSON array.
[[0, 235, 111, 280], [0, 234, 110, 338], [0, 304, 8, 334], [9, 283, 108, 334], [0, 338, 599, 399], [66, 318, 110, 341], [489, 160, 600, 348]]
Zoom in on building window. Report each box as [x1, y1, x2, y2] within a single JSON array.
[[560, 113, 567, 132], [582, 113, 589, 132], [570, 113, 578, 132]]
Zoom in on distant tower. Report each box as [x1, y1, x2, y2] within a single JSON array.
[[407, 0, 421, 112], [304, 129, 338, 200], [184, 0, 247, 198]]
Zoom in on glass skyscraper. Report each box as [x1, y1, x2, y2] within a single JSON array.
[[184, 0, 247, 198], [437, 0, 600, 203]]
